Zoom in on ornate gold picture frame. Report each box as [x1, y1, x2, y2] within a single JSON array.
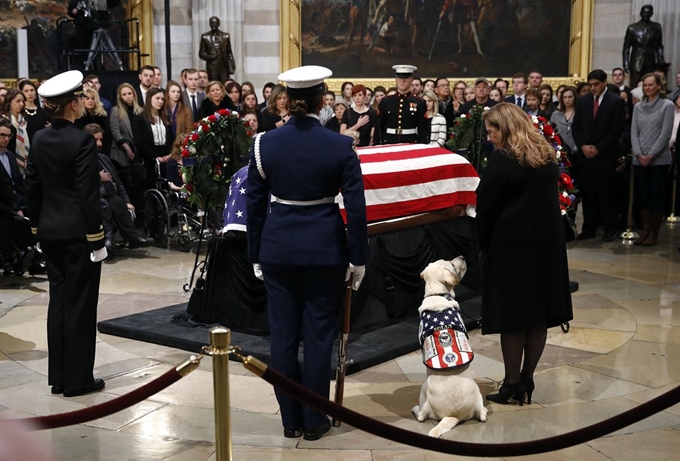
[[281, 0, 594, 93]]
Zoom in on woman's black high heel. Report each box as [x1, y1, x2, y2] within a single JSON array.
[[486, 380, 527, 406], [524, 378, 535, 404]]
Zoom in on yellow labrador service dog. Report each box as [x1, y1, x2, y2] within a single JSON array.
[[411, 257, 487, 437]]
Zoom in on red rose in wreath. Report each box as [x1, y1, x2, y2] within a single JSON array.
[[208, 114, 217, 123]]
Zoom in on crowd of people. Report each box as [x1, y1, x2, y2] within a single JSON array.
[[2, 63, 680, 275]]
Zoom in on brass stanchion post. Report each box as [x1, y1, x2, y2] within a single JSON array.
[[621, 155, 639, 243], [666, 151, 680, 224], [207, 327, 232, 461]]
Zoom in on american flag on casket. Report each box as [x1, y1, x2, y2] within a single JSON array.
[[222, 144, 479, 232], [338, 143, 479, 223]]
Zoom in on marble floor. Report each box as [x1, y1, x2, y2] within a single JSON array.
[[1, 225, 680, 460]]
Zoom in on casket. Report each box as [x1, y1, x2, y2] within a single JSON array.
[[223, 144, 479, 232]]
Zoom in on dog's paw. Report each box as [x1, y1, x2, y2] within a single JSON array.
[[428, 427, 444, 438], [479, 406, 488, 422]]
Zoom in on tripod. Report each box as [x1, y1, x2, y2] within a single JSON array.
[[84, 28, 124, 71]]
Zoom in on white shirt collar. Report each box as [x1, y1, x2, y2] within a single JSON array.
[[595, 88, 607, 104]]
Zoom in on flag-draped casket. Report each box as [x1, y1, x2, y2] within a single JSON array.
[[223, 144, 480, 232]]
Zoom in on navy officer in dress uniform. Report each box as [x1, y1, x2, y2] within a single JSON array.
[[25, 70, 108, 397], [378, 64, 428, 144], [246, 65, 368, 441]]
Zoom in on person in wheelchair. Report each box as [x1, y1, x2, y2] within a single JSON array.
[[0, 118, 45, 275], [83, 124, 154, 251]]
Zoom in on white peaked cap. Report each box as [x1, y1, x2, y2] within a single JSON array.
[[38, 70, 84, 100], [278, 66, 333, 90]]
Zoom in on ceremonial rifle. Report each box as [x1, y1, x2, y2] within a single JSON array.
[[332, 276, 353, 427]]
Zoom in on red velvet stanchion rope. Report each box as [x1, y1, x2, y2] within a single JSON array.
[[24, 368, 182, 430], [259, 365, 680, 457]]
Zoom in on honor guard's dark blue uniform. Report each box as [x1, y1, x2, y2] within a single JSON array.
[[378, 92, 428, 144], [25, 71, 106, 396], [246, 114, 368, 434]]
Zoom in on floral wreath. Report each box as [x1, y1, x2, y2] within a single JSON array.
[[531, 115, 576, 215], [445, 105, 490, 173], [180, 108, 254, 214]]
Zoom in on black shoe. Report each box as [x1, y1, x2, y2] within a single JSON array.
[[63, 378, 105, 397], [28, 259, 47, 276], [576, 232, 595, 240], [128, 237, 155, 249], [486, 380, 527, 406], [601, 232, 616, 242], [515, 378, 535, 405], [303, 420, 331, 441], [51, 386, 64, 395], [14, 247, 36, 275], [283, 427, 303, 438], [105, 237, 116, 252]]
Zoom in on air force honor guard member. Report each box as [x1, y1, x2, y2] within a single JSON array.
[[379, 64, 428, 144], [246, 65, 368, 441], [25, 70, 108, 398]]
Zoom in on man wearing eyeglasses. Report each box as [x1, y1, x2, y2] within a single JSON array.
[[435, 77, 456, 127]]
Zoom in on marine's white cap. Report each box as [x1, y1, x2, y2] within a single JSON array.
[[278, 66, 332, 96], [38, 70, 84, 101], [392, 65, 417, 77]]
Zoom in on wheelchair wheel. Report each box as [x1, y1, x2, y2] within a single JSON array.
[[142, 189, 170, 245]]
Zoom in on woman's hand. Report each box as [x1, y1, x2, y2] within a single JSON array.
[[355, 115, 370, 128], [638, 154, 653, 167], [123, 143, 135, 161]]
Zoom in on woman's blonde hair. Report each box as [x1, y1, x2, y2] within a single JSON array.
[[83, 87, 107, 117], [482, 103, 555, 168], [422, 90, 440, 117], [206, 81, 226, 101], [115, 83, 143, 121]]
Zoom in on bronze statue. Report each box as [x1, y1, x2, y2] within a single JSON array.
[[623, 5, 665, 86], [199, 17, 236, 82]]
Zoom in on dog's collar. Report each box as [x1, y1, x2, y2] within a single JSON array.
[[425, 293, 455, 302]]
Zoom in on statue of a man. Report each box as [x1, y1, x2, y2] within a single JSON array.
[[199, 17, 236, 82], [622, 5, 665, 87]]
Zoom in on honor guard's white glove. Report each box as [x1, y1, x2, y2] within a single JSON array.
[[90, 247, 108, 262], [253, 263, 264, 281], [345, 264, 366, 291]]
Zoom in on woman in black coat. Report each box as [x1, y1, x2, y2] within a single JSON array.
[[132, 88, 175, 190], [476, 103, 573, 405]]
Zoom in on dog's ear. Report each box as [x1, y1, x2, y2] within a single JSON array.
[[451, 256, 467, 279]]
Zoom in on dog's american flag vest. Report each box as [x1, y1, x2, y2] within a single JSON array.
[[418, 295, 474, 370]]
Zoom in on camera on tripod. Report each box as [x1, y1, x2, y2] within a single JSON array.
[[78, 0, 121, 29]]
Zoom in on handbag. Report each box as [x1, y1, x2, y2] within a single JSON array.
[[562, 210, 577, 243], [129, 160, 147, 185]]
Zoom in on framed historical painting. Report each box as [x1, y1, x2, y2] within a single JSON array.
[[0, 0, 154, 84], [281, 0, 595, 92]]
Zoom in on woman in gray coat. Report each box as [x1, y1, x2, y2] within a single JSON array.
[[631, 73, 675, 246]]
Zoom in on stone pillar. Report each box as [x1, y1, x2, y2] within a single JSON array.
[[192, 0, 244, 83], [630, 0, 680, 85]]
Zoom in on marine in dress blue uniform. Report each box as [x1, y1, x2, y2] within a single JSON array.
[[379, 65, 428, 144], [246, 66, 368, 441], [25, 71, 108, 398]]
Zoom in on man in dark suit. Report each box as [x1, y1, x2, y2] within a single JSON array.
[[181, 69, 206, 122], [572, 69, 626, 242], [83, 124, 153, 252], [26, 70, 107, 397], [247, 66, 367, 441], [435, 77, 455, 128], [0, 118, 36, 274], [137, 65, 155, 106], [258, 82, 275, 111], [379, 65, 428, 144], [504, 73, 528, 109]]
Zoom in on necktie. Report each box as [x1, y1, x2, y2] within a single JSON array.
[[516, 97, 522, 107], [191, 94, 198, 120], [593, 97, 599, 117]]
